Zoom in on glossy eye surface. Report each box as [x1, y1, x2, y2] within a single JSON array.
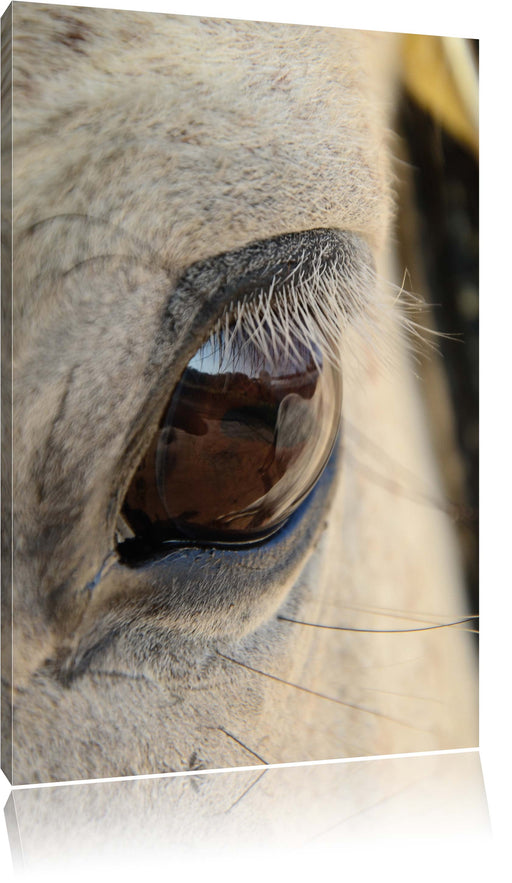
[[122, 320, 342, 547]]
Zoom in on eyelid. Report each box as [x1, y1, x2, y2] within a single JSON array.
[[172, 230, 372, 328], [166, 229, 375, 378], [61, 442, 341, 683]]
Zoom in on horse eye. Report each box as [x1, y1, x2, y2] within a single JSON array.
[[121, 320, 342, 550]]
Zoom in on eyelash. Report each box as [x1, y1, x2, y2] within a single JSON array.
[[208, 246, 372, 376], [205, 245, 434, 391]]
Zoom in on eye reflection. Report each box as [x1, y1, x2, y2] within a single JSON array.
[[122, 323, 342, 547]]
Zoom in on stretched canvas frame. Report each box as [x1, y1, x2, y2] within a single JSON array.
[[1, 1, 478, 789]]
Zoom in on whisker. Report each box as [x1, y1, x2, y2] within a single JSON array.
[[216, 727, 268, 765], [359, 687, 444, 704], [333, 601, 479, 625], [277, 615, 478, 634], [187, 702, 272, 765], [355, 655, 425, 673], [342, 446, 477, 524], [375, 270, 461, 347], [343, 419, 476, 517], [224, 770, 268, 814], [307, 776, 425, 843], [216, 652, 427, 733]]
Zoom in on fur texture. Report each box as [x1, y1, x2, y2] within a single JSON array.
[[2, 3, 477, 784]]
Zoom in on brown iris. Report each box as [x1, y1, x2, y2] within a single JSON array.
[[122, 322, 341, 547]]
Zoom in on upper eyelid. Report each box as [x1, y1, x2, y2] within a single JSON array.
[[166, 228, 376, 368], [173, 228, 374, 315]]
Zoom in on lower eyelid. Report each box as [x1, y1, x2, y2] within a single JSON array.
[[59, 445, 340, 680]]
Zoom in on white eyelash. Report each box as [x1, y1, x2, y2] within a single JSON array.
[[203, 249, 441, 383]]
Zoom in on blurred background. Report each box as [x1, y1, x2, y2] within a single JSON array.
[[396, 35, 479, 623]]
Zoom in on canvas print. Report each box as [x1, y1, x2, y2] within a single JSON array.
[[1, 2, 478, 785]]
